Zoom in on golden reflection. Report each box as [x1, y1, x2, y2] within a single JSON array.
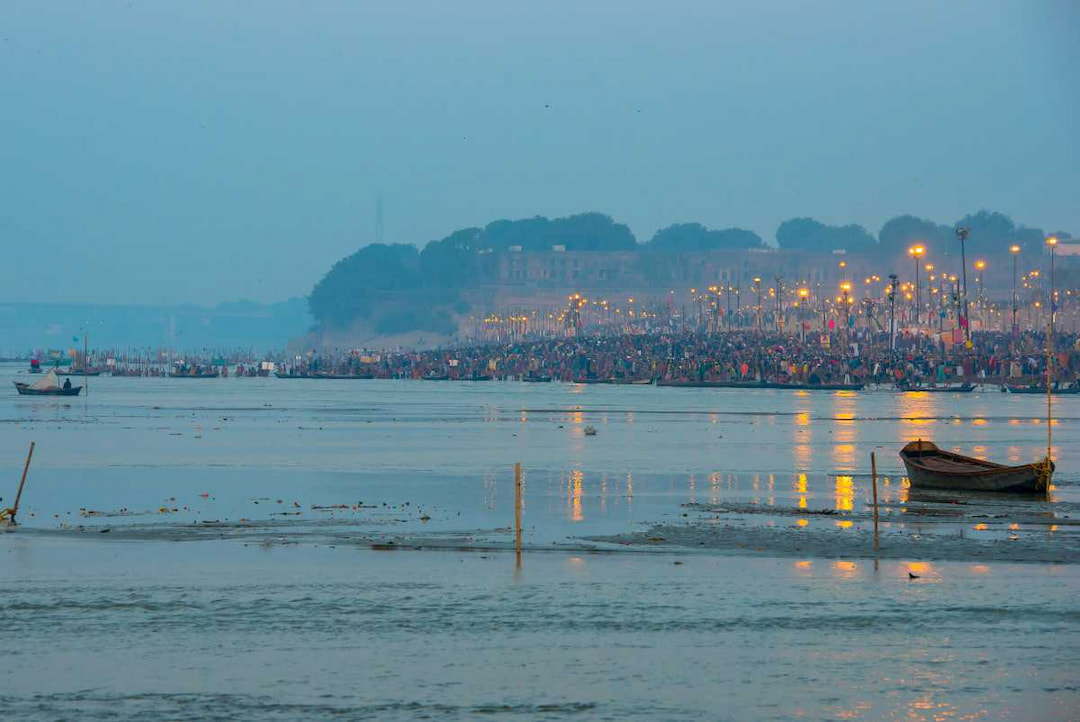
[[1007, 523, 1020, 531], [795, 412, 810, 426], [569, 469, 584, 522], [572, 410, 583, 425], [972, 418, 987, 426], [973, 523, 988, 531], [835, 520, 853, 529], [832, 443, 856, 468], [794, 390, 808, 397], [795, 560, 812, 569], [907, 561, 932, 575], [795, 473, 809, 509], [971, 564, 990, 574], [796, 518, 808, 527], [831, 560, 857, 577], [834, 475, 854, 511], [794, 444, 812, 471]]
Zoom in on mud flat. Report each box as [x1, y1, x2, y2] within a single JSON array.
[[588, 498, 1080, 564]]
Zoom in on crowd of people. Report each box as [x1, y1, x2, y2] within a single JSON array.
[[282, 327, 1080, 388]]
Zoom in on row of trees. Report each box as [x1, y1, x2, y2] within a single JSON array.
[[309, 210, 1068, 329]]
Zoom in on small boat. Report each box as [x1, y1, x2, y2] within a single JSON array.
[[422, 373, 450, 381], [899, 440, 1051, 495], [168, 371, 219, 378], [572, 377, 614, 385], [1003, 383, 1080, 395], [13, 370, 82, 396], [522, 374, 553, 383], [56, 368, 103, 377], [898, 383, 975, 393]]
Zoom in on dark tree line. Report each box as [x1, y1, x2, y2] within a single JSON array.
[[308, 209, 1062, 330]]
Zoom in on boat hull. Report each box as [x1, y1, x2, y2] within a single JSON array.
[[13, 382, 82, 396], [899, 440, 1051, 494]]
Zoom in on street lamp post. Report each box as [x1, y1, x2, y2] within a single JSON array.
[[840, 282, 852, 349], [975, 260, 986, 330], [909, 245, 925, 327], [1010, 245, 1021, 335], [797, 288, 810, 342], [956, 227, 971, 344], [753, 277, 762, 332], [888, 274, 898, 351], [1048, 236, 1058, 334]]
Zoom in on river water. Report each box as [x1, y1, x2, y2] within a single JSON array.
[[1, 363, 1077, 720]]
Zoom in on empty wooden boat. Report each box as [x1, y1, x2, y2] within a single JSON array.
[[899, 440, 1051, 495]]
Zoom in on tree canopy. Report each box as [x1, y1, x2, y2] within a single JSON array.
[[775, 218, 877, 253], [645, 223, 764, 252]]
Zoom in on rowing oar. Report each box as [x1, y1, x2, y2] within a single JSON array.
[[0, 442, 36, 526]]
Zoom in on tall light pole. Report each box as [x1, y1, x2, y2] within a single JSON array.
[[888, 274, 898, 351], [909, 244, 925, 327], [1048, 236, 1058, 334], [774, 275, 784, 332], [753, 277, 762, 332], [797, 287, 810, 342], [975, 260, 986, 330], [1010, 245, 1021, 335], [840, 282, 852, 349], [956, 227, 971, 344]]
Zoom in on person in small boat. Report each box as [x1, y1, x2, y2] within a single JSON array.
[[63, 378, 72, 390]]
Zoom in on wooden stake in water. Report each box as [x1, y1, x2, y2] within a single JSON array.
[[1, 442, 36, 525], [514, 462, 523, 566], [870, 451, 879, 552]]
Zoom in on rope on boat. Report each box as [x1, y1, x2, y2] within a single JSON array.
[[1035, 457, 1053, 493]]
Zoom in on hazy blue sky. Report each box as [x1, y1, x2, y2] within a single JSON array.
[[1, 1, 1077, 305]]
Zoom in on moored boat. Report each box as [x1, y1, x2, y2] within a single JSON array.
[[898, 383, 975, 393], [899, 440, 1051, 495]]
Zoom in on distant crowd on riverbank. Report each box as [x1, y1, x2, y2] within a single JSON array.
[[277, 329, 1080, 388]]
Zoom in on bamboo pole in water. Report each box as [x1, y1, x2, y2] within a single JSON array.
[[1047, 322, 1053, 464], [870, 451, 879, 552], [9, 442, 36, 523], [514, 462, 523, 566]]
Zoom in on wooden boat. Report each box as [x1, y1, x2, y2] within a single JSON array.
[[14, 381, 82, 396], [422, 373, 450, 381], [13, 369, 82, 396], [898, 383, 975, 393], [1003, 383, 1080, 395], [899, 440, 1051, 494], [522, 374, 553, 383], [56, 368, 102, 377], [572, 377, 614, 385], [168, 371, 219, 378]]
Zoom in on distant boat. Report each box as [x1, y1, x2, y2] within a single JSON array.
[[572, 377, 614, 385], [56, 368, 103, 377], [14, 370, 82, 396], [897, 382, 975, 393], [1003, 383, 1080, 395], [422, 373, 450, 381], [522, 373, 553, 383], [899, 440, 1051, 495]]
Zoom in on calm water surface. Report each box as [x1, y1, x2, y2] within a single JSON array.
[[1, 363, 1077, 720]]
